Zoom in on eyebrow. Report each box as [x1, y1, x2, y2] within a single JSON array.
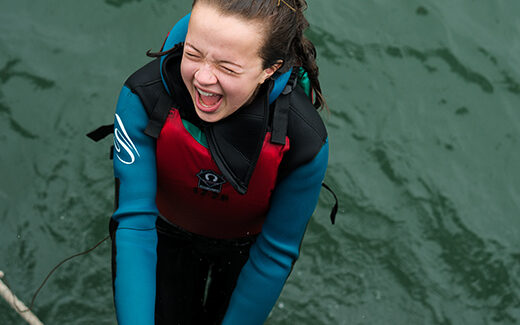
[[185, 42, 244, 69]]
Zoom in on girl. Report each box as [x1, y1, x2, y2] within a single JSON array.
[[110, 0, 329, 324]]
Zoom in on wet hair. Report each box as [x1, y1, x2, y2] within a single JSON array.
[[193, 0, 326, 109], [148, 0, 326, 109]]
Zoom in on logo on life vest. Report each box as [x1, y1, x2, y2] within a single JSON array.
[[196, 170, 226, 193]]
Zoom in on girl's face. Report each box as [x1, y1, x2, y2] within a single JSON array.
[[181, 3, 279, 123]]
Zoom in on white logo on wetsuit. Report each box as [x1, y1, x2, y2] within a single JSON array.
[[114, 114, 140, 165]]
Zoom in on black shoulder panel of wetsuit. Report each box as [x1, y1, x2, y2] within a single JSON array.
[[206, 82, 271, 195], [278, 85, 328, 180], [87, 59, 168, 142], [124, 48, 185, 138], [124, 58, 165, 117]]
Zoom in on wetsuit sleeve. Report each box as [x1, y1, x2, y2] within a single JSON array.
[[111, 85, 158, 325], [221, 140, 329, 325]]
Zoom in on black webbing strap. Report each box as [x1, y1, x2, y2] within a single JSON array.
[[86, 124, 114, 142], [86, 124, 115, 159], [144, 93, 174, 138], [271, 94, 290, 145], [322, 182, 338, 224]]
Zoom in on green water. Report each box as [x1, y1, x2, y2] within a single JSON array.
[[1, 0, 519, 324]]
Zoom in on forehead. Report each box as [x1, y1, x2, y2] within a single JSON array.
[[186, 3, 266, 64]]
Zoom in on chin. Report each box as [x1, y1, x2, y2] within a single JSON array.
[[195, 109, 221, 123]]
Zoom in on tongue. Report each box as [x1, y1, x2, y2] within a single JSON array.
[[201, 94, 222, 106]]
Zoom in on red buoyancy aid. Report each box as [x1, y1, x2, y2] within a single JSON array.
[[156, 108, 289, 239]]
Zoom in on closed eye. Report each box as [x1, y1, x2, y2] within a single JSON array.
[[221, 66, 237, 74], [184, 51, 200, 59]]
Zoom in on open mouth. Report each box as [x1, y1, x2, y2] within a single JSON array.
[[195, 87, 223, 112]]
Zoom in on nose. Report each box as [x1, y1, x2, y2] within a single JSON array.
[[195, 63, 217, 85]]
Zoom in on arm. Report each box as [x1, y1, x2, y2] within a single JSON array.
[[112, 86, 158, 325], [222, 140, 329, 325]]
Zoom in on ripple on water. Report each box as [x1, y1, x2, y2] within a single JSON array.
[[0, 58, 56, 139], [407, 178, 520, 323], [320, 121, 520, 323], [381, 45, 494, 93], [0, 59, 55, 90], [307, 25, 366, 65], [104, 0, 142, 8]]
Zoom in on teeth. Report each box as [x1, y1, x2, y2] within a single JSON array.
[[197, 88, 218, 97], [199, 101, 211, 108]]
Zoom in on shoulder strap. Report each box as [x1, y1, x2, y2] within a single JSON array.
[[271, 69, 299, 145]]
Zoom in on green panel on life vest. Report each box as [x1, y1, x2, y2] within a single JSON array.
[[298, 68, 311, 98], [182, 119, 208, 148]]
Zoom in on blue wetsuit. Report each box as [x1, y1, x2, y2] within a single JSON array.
[[111, 60, 328, 324]]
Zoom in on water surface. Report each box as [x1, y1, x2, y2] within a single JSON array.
[[1, 0, 519, 324]]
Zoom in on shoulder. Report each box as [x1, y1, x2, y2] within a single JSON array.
[[281, 85, 328, 176], [122, 59, 166, 118], [125, 59, 162, 90], [287, 86, 327, 143]]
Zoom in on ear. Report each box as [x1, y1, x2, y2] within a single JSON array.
[[261, 60, 283, 82]]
